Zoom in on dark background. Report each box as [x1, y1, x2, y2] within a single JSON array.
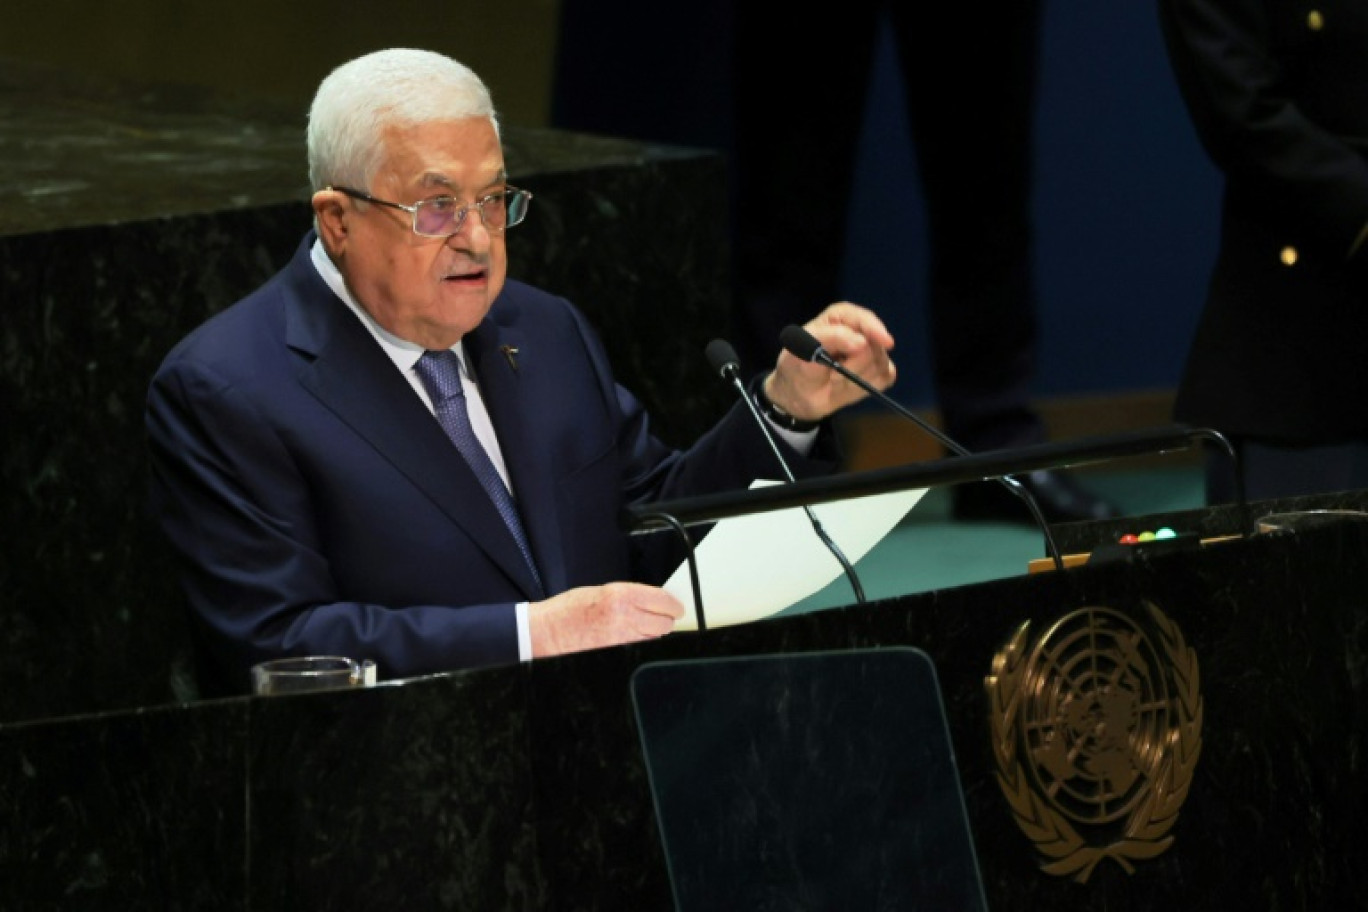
[[3, 0, 1221, 412], [549, 1, 1220, 410]]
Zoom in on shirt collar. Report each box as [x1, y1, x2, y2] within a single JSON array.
[[309, 236, 468, 377]]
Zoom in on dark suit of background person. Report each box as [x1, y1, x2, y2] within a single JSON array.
[[726, 3, 1121, 524], [1158, 0, 1368, 502], [146, 48, 896, 696]]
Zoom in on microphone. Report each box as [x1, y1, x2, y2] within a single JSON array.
[[705, 339, 866, 603], [778, 325, 1065, 572]]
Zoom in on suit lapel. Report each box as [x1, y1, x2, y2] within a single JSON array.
[[467, 320, 568, 596], [283, 253, 544, 598]]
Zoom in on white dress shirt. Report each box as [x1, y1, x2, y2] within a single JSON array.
[[310, 239, 534, 661]]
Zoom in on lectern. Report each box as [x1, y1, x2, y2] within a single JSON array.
[[5, 492, 1367, 908]]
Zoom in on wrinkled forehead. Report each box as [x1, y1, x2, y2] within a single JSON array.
[[374, 118, 506, 194]]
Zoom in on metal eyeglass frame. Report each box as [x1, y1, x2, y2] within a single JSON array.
[[327, 185, 532, 237]]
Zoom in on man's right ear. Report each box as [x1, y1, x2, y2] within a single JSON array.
[[312, 189, 348, 250]]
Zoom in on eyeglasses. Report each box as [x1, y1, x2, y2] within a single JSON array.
[[328, 185, 532, 237]]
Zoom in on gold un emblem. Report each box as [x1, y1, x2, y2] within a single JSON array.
[[985, 601, 1203, 882]]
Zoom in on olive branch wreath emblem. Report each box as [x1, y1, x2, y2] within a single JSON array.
[[985, 601, 1203, 883]]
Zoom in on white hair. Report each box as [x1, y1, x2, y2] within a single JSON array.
[[307, 48, 500, 191]]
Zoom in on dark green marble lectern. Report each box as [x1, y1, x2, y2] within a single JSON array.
[[3, 503, 1367, 909]]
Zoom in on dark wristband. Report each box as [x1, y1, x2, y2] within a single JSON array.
[[753, 382, 821, 433]]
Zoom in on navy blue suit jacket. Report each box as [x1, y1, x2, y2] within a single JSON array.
[[147, 234, 834, 692], [1160, 0, 1368, 442]]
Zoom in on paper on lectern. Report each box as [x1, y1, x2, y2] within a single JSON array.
[[662, 479, 926, 631]]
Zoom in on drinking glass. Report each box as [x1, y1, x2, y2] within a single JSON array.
[[250, 656, 377, 696]]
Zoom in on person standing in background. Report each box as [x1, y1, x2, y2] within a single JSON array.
[[1158, 0, 1368, 502], [732, 3, 1123, 524], [554, 2, 1122, 524]]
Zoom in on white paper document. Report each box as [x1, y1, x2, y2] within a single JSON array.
[[662, 480, 927, 631]]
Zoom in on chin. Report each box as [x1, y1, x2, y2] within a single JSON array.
[[433, 300, 491, 336]]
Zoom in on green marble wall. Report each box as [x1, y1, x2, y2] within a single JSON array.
[[0, 1, 559, 127]]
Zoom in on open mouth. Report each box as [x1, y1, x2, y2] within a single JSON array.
[[442, 267, 486, 284]]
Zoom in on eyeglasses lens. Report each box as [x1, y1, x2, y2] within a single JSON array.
[[413, 192, 521, 237]]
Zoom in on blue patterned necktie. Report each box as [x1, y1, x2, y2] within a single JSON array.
[[414, 350, 543, 592]]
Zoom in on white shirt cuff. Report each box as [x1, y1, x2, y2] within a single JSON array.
[[516, 601, 532, 661]]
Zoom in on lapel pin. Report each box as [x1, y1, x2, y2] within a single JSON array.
[[500, 345, 520, 373]]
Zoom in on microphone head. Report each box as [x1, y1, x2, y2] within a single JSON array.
[[704, 338, 742, 381], [779, 324, 823, 361]]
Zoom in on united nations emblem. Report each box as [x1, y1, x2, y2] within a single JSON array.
[[985, 601, 1202, 882]]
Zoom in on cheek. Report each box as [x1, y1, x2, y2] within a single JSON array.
[[346, 228, 396, 282], [376, 247, 438, 301], [350, 247, 432, 316]]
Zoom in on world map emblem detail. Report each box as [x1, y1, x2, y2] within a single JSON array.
[[985, 601, 1203, 882]]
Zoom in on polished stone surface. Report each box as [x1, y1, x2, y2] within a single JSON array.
[[1051, 486, 1368, 553], [0, 57, 730, 724], [0, 699, 248, 906], [0, 57, 707, 237], [1, 515, 1365, 908]]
